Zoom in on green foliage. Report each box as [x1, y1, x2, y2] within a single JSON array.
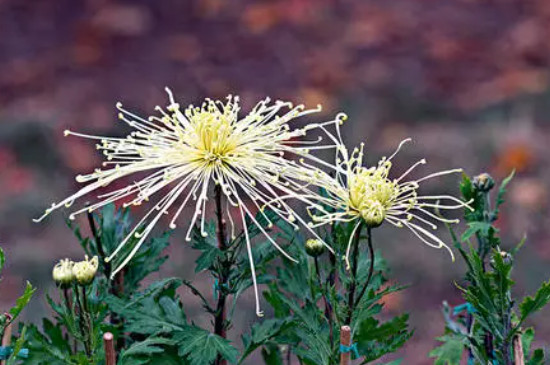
[[8, 283, 35, 323], [431, 172, 550, 364], [0, 247, 35, 364], [257, 219, 411, 365], [119, 337, 178, 365], [355, 315, 412, 362], [69, 203, 171, 295], [519, 280, 550, 324], [429, 334, 464, 365], [25, 204, 173, 364], [175, 326, 239, 364]]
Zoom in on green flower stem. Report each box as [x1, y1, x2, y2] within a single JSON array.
[[81, 286, 95, 359], [314, 256, 333, 346], [61, 287, 77, 354], [74, 285, 91, 358], [477, 190, 496, 362], [86, 209, 110, 279], [86, 209, 126, 351], [214, 184, 229, 365], [346, 223, 363, 325], [354, 227, 375, 308]]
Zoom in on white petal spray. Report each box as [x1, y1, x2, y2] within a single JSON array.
[[307, 138, 473, 269], [34, 88, 346, 316]]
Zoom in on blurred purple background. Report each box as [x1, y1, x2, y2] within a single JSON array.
[[1, 0, 550, 363]]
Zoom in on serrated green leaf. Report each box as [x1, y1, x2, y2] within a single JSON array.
[[461, 222, 493, 242], [120, 336, 176, 362], [25, 322, 72, 364], [494, 170, 515, 215], [240, 319, 286, 362], [460, 173, 473, 201], [519, 280, 550, 323], [429, 334, 464, 365], [355, 314, 412, 362], [175, 326, 239, 365], [261, 343, 283, 365], [9, 281, 35, 321], [195, 246, 223, 273], [521, 328, 535, 356], [6, 326, 26, 365], [108, 278, 186, 336]]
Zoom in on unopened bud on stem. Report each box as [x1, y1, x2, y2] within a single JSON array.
[[473, 173, 495, 192], [305, 239, 325, 257], [52, 258, 75, 286], [73, 256, 99, 286]]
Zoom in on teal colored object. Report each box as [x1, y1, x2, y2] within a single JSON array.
[[0, 346, 29, 359], [453, 302, 476, 315], [213, 279, 229, 301], [0, 346, 11, 359], [339, 342, 360, 358]]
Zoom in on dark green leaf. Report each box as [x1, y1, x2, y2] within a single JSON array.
[[429, 334, 464, 365], [527, 349, 545, 365], [261, 343, 284, 365], [519, 280, 550, 323], [119, 336, 177, 364], [175, 326, 239, 365], [494, 170, 515, 216], [461, 222, 493, 242], [9, 282, 35, 321]]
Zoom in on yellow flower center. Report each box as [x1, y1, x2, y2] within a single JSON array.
[[186, 107, 239, 166], [348, 162, 399, 227]]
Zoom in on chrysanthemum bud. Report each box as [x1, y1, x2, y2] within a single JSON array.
[[73, 256, 99, 286], [305, 239, 325, 257], [52, 259, 75, 286], [491, 250, 513, 267], [473, 173, 495, 192], [361, 203, 385, 228]]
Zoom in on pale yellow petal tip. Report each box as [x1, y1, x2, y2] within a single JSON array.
[[256, 310, 264, 317], [63, 130, 71, 137]]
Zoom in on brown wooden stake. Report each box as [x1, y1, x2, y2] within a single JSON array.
[[103, 332, 116, 365], [1, 315, 13, 365], [513, 334, 525, 365], [340, 325, 352, 365]]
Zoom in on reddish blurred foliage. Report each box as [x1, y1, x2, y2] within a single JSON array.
[[495, 143, 535, 175]]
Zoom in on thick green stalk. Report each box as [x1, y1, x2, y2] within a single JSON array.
[[214, 184, 229, 365], [315, 257, 333, 346], [354, 227, 375, 307], [74, 285, 91, 357], [86, 209, 125, 350], [345, 223, 363, 325]]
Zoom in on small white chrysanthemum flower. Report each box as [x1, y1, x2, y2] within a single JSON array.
[[52, 258, 75, 286], [73, 255, 99, 286], [34, 88, 345, 316], [308, 139, 472, 268]]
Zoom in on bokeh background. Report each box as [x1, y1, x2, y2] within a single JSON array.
[[1, 0, 550, 363]]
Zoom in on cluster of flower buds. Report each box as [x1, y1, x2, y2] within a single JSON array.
[[52, 256, 98, 286]]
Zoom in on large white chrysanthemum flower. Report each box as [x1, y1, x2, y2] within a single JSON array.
[[34, 88, 345, 316], [307, 139, 472, 268]]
